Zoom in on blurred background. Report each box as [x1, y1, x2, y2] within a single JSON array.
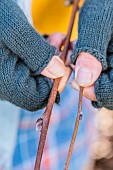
[[85, 108, 113, 170]]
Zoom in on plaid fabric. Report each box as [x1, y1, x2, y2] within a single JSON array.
[[12, 76, 96, 170]]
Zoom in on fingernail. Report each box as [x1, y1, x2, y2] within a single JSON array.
[[48, 64, 66, 78], [75, 67, 93, 86], [54, 56, 64, 64], [48, 56, 66, 78]]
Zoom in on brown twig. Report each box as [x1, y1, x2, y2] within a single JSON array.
[[64, 87, 83, 170], [34, 0, 80, 169]]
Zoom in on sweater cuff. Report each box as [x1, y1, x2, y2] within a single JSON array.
[[71, 47, 108, 71], [92, 75, 103, 109], [33, 49, 59, 75], [92, 73, 113, 110], [37, 76, 60, 106]]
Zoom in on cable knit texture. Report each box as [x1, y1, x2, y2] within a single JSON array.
[[71, 0, 113, 110], [0, 0, 58, 111]]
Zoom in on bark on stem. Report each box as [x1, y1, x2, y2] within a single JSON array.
[[34, 0, 80, 169], [64, 87, 83, 170]]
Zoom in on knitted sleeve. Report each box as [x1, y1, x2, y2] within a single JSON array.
[[0, 50, 60, 111], [0, 71, 52, 111], [92, 69, 113, 110], [71, 0, 113, 71], [1, 0, 56, 74]]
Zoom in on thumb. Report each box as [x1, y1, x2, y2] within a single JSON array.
[[75, 52, 102, 87], [70, 80, 96, 101], [75, 66, 93, 87], [41, 56, 66, 79]]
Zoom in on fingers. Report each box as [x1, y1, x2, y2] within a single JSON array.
[[64, 50, 73, 66], [75, 66, 93, 87], [70, 52, 102, 100], [41, 55, 72, 93], [70, 80, 96, 101], [65, 40, 77, 66], [70, 79, 80, 91], [70, 40, 77, 50], [84, 86, 96, 101], [41, 56, 66, 79], [70, 64, 75, 70], [47, 33, 65, 50], [75, 52, 102, 87], [58, 67, 72, 93]]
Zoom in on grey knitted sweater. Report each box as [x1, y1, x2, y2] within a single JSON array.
[[71, 0, 113, 110], [0, 0, 58, 111], [1, 0, 113, 111]]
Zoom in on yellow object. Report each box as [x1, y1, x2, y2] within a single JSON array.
[[32, 0, 84, 40]]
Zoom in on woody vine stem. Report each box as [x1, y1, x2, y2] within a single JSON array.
[[34, 0, 80, 169], [64, 87, 83, 170]]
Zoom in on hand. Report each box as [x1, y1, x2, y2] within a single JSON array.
[[57, 40, 77, 93], [41, 55, 66, 79], [41, 33, 76, 93], [46, 33, 77, 64], [41, 33, 67, 79], [70, 52, 102, 101], [46, 32, 65, 51]]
